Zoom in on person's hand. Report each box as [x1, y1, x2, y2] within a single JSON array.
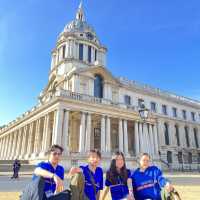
[[127, 190, 135, 200], [165, 182, 174, 192], [127, 194, 135, 200], [69, 167, 81, 175], [53, 174, 64, 193]]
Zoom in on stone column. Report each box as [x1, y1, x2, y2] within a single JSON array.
[[2, 136, 7, 159], [79, 112, 86, 153], [138, 122, 144, 153], [34, 119, 41, 155], [85, 113, 92, 152], [11, 131, 18, 159], [6, 133, 13, 159], [41, 114, 51, 155], [169, 122, 175, 146], [53, 108, 64, 145], [0, 138, 3, 159], [149, 124, 154, 158], [20, 126, 28, 158], [101, 115, 106, 153], [157, 120, 164, 146], [119, 119, 124, 152], [189, 125, 195, 148], [134, 121, 140, 156], [106, 116, 111, 153], [153, 124, 159, 157], [16, 129, 22, 158], [143, 123, 150, 154], [4, 134, 11, 160], [26, 123, 34, 158], [123, 120, 129, 156], [62, 110, 70, 155]]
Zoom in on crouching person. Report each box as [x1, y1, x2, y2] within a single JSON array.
[[69, 149, 103, 200], [20, 144, 70, 200], [131, 153, 174, 200]]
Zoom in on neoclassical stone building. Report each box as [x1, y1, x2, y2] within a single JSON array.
[[0, 2, 200, 170]]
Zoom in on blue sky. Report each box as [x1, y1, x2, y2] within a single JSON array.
[[0, 0, 200, 126]]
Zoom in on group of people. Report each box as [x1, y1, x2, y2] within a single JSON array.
[[21, 144, 175, 200]]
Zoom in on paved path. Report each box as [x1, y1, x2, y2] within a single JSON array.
[[0, 172, 200, 192]]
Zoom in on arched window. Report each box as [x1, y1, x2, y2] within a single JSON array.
[[185, 126, 190, 147], [164, 123, 170, 145], [175, 125, 180, 146], [94, 74, 103, 98]]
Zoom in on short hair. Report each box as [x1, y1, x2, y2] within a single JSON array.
[[88, 149, 101, 159], [48, 144, 64, 154], [140, 153, 150, 159]]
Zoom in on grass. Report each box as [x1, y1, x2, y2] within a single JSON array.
[[0, 185, 200, 200]]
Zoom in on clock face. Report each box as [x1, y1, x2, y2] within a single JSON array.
[[86, 32, 94, 40]]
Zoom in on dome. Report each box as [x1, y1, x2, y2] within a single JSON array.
[[62, 1, 96, 37]]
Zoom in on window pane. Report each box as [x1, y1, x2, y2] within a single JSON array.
[[167, 151, 172, 163], [79, 43, 83, 61], [194, 128, 199, 148], [151, 102, 156, 112], [94, 75, 103, 98], [182, 110, 187, 120], [62, 45, 66, 59], [175, 125, 180, 146], [88, 46, 92, 63], [185, 127, 190, 147], [124, 95, 131, 105], [164, 123, 170, 145], [162, 105, 167, 115]]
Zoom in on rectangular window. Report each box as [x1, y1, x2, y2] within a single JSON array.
[[191, 112, 195, 121], [175, 125, 180, 146], [188, 152, 192, 164], [150, 102, 156, 112], [185, 127, 190, 147], [162, 105, 167, 115], [79, 43, 84, 61], [198, 153, 200, 164], [182, 110, 187, 120], [167, 151, 172, 164], [138, 99, 144, 108], [124, 95, 131, 105], [194, 129, 199, 149], [95, 49, 97, 61], [62, 45, 66, 59], [172, 107, 177, 118], [178, 152, 183, 164], [88, 46, 92, 63]]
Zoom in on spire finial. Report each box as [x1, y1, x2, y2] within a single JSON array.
[[76, 0, 85, 21]]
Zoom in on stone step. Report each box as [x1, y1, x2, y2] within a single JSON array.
[[0, 160, 29, 164], [0, 164, 36, 172]]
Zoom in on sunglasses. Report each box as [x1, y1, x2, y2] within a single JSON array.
[[51, 151, 62, 156]]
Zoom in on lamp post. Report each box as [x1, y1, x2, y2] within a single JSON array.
[[138, 103, 150, 121]]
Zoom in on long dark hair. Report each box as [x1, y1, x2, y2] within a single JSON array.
[[106, 151, 128, 185]]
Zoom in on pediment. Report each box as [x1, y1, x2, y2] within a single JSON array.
[[75, 66, 119, 85]]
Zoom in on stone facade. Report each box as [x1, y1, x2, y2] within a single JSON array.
[[0, 2, 200, 171]]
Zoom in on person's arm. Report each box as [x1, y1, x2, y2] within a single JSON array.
[[127, 178, 135, 200], [100, 186, 109, 200], [156, 167, 173, 192], [34, 167, 63, 190], [66, 167, 82, 178]]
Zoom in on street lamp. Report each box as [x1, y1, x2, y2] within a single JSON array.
[[138, 103, 150, 121]]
